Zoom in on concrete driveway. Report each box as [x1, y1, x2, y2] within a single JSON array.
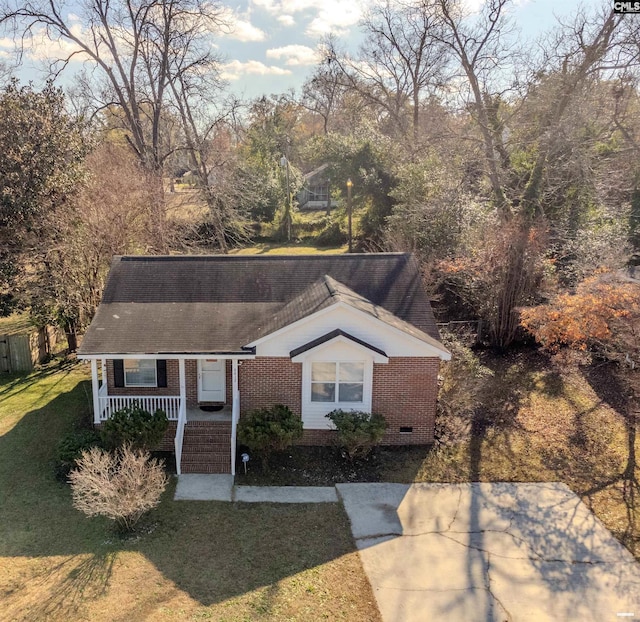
[[336, 482, 640, 622]]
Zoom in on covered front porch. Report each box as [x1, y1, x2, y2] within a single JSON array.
[[93, 389, 233, 424], [86, 355, 250, 475]]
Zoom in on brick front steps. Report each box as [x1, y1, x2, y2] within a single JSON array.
[[180, 420, 232, 474]]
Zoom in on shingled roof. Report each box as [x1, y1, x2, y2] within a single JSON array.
[[78, 253, 442, 355]]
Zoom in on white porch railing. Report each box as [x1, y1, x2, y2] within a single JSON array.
[[231, 391, 240, 476], [97, 395, 182, 421], [174, 398, 187, 475]]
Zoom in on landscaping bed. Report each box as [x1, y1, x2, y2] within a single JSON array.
[[236, 445, 432, 487]]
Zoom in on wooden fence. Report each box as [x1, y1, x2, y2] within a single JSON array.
[[0, 326, 61, 373]]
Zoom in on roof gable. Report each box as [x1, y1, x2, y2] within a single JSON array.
[[289, 329, 388, 360], [250, 274, 447, 353]]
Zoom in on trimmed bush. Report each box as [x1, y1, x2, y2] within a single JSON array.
[[237, 404, 303, 469], [326, 409, 388, 460], [55, 428, 103, 480], [101, 404, 168, 451], [69, 445, 167, 532]]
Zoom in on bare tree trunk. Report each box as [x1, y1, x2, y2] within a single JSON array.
[[149, 173, 168, 253], [64, 323, 78, 353]]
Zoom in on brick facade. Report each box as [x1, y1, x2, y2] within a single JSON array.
[[372, 357, 440, 445], [238, 356, 440, 446], [238, 357, 302, 416], [105, 355, 440, 446]]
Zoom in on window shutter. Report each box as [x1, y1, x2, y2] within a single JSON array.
[[113, 360, 124, 387], [156, 360, 167, 388]]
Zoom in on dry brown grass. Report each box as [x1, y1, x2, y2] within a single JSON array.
[[164, 188, 208, 222], [230, 243, 347, 255]]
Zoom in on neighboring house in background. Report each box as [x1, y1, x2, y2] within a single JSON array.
[[297, 164, 339, 211], [78, 254, 450, 475]]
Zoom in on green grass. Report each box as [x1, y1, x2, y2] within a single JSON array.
[[0, 362, 380, 622], [0, 313, 34, 336]]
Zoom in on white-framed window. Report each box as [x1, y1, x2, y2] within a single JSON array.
[[124, 359, 157, 387], [311, 361, 365, 404]]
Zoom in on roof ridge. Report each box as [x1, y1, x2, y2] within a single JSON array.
[[323, 274, 338, 297]]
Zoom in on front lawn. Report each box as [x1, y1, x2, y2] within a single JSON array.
[[0, 361, 380, 622]]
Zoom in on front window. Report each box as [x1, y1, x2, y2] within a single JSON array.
[[124, 359, 157, 387], [311, 361, 364, 403]]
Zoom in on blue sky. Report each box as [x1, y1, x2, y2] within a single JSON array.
[[1, 0, 603, 100]]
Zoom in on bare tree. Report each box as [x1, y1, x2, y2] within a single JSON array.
[[434, 0, 519, 213], [517, 8, 624, 216], [29, 143, 160, 349], [327, 0, 449, 146], [0, 0, 228, 251], [299, 56, 344, 136]]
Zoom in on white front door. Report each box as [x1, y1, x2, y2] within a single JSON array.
[[198, 359, 226, 402]]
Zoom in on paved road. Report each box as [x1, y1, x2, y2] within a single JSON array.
[[336, 482, 640, 622]]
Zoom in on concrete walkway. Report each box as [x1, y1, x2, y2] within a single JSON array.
[[235, 485, 337, 503], [337, 482, 640, 622], [174, 474, 234, 501], [174, 475, 337, 503]]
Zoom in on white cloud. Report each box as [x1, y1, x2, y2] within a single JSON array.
[[0, 26, 90, 64], [461, 0, 486, 13], [305, 2, 362, 37], [266, 44, 318, 66], [251, 0, 364, 37], [220, 8, 267, 42], [277, 14, 295, 26], [220, 59, 292, 81]]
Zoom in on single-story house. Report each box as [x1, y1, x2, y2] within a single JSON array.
[[78, 253, 450, 475], [297, 164, 338, 211]]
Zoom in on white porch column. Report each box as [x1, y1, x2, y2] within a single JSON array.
[[101, 359, 107, 391], [90, 359, 100, 424], [178, 358, 186, 411], [231, 359, 240, 476], [232, 358, 239, 402]]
